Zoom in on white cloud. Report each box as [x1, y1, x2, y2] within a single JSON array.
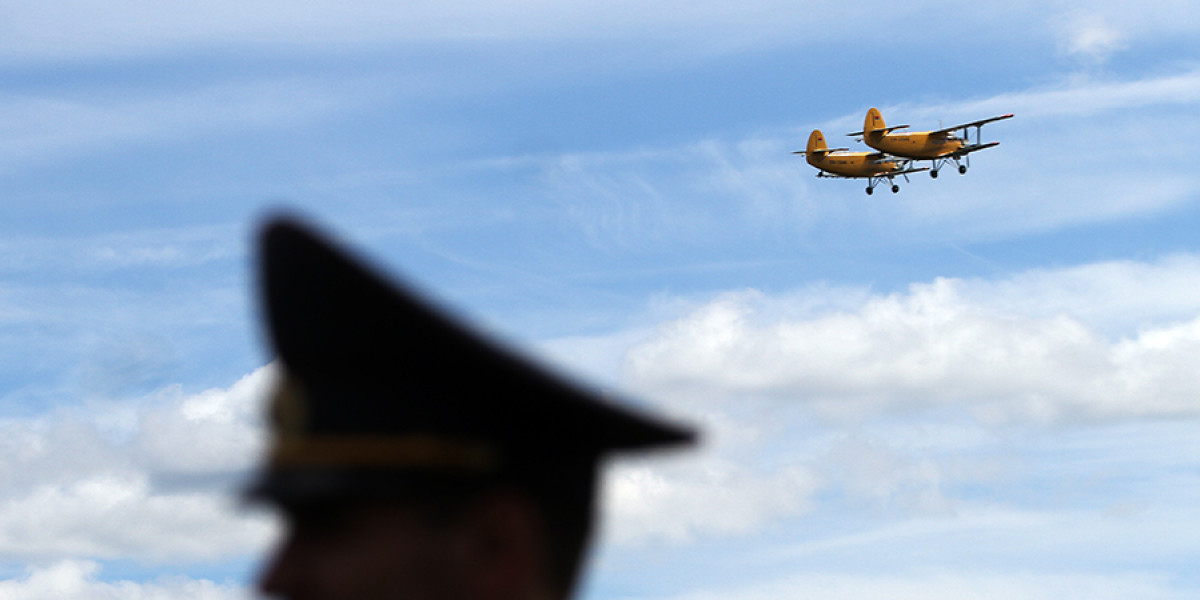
[[134, 368, 271, 474], [602, 450, 820, 545], [957, 255, 1200, 336], [1053, 11, 1128, 63], [0, 367, 277, 563], [2, 254, 1197, 590], [1042, 1, 1200, 65], [554, 255, 1200, 550], [0, 473, 268, 561], [0, 560, 249, 600], [622, 256, 1200, 424]]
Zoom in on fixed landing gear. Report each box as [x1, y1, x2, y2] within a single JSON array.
[[865, 182, 901, 195], [932, 156, 971, 177], [866, 170, 913, 195]]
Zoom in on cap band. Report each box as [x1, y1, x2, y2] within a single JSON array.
[[269, 434, 500, 471]]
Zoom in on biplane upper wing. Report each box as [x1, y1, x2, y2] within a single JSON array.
[[929, 113, 1014, 137]]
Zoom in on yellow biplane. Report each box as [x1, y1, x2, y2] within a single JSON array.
[[849, 107, 1013, 178], [794, 129, 928, 195]]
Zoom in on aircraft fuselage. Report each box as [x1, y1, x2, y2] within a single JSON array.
[[864, 131, 964, 159], [807, 150, 905, 178], [801, 129, 902, 178]]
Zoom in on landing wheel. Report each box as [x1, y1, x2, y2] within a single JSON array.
[[931, 170, 939, 179], [866, 186, 874, 195], [958, 165, 967, 174], [891, 184, 900, 194]]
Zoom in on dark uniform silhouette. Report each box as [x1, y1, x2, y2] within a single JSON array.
[[245, 217, 695, 600]]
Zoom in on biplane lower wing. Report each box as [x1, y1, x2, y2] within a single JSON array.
[[792, 147, 850, 156], [950, 141, 999, 156], [891, 165, 930, 176], [819, 168, 929, 179], [848, 124, 909, 137]]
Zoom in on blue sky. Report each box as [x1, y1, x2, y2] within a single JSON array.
[[3, 2, 1200, 598]]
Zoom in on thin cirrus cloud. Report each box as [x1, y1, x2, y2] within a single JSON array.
[[7, 2, 1198, 68]]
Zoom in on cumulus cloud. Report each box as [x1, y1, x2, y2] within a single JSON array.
[[0, 560, 249, 600], [0, 473, 264, 560], [2, 257, 1198, 590], [134, 368, 271, 475], [623, 257, 1200, 424], [603, 452, 820, 545], [0, 367, 277, 563], [551, 255, 1200, 549]]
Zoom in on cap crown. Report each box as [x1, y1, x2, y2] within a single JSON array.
[[253, 217, 693, 493]]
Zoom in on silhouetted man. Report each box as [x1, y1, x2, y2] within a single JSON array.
[[245, 218, 694, 600]]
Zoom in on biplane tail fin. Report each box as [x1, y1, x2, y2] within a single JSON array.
[[793, 130, 852, 166], [863, 107, 886, 135], [807, 129, 829, 154]]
